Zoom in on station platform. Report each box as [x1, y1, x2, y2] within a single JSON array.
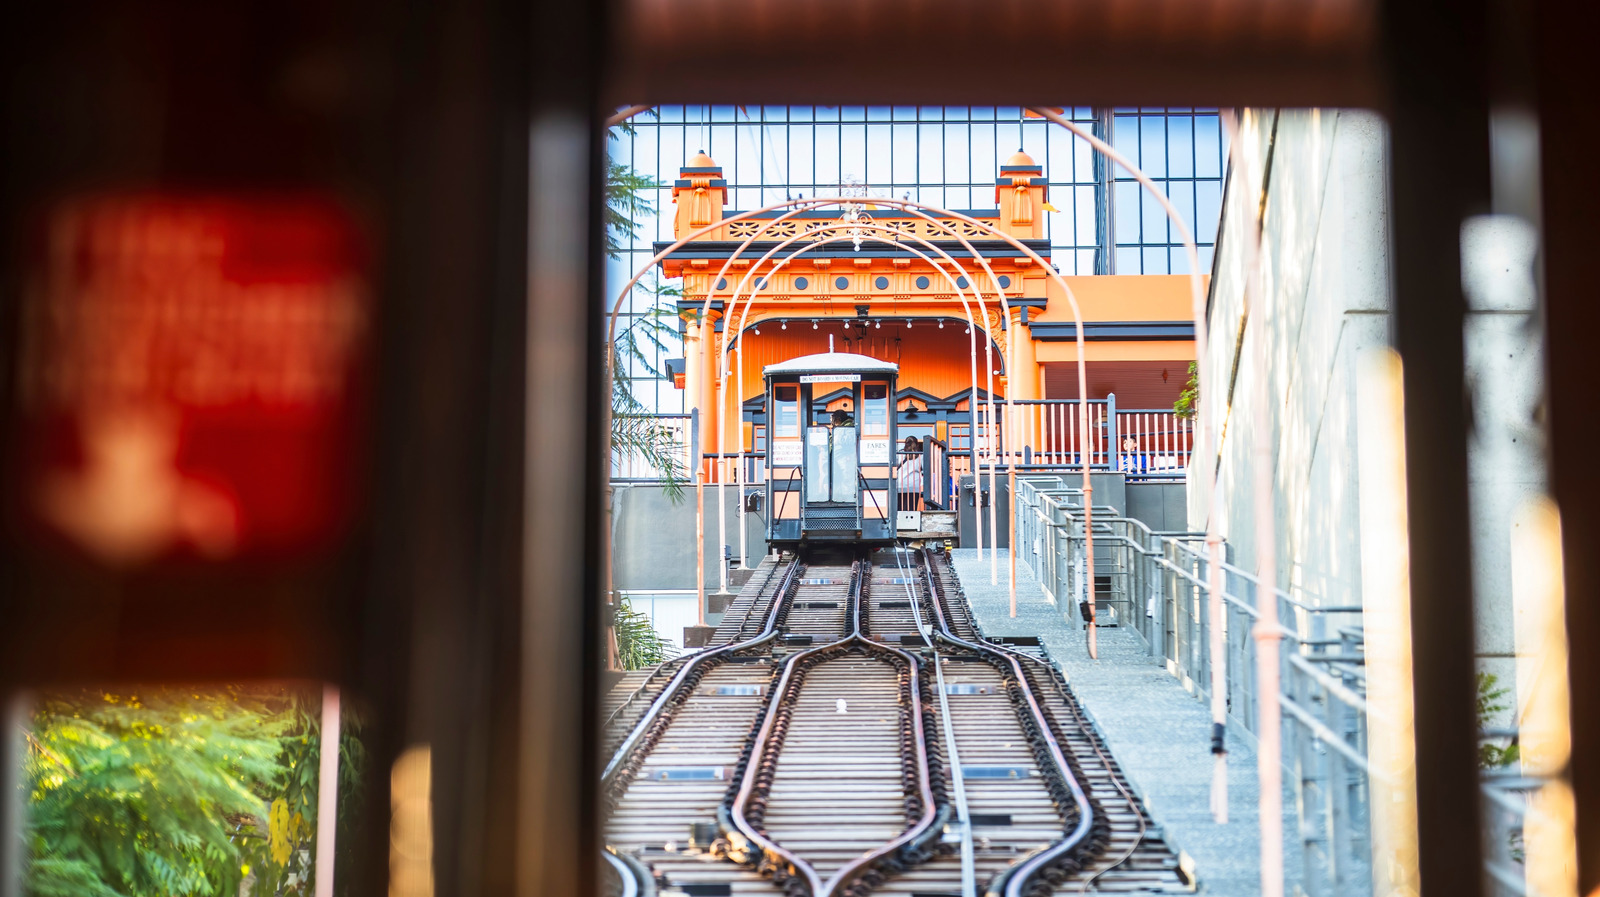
[[947, 548, 1304, 896]]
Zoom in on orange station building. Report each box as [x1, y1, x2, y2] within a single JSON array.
[[656, 149, 1200, 479]]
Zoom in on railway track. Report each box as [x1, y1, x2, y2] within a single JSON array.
[[602, 548, 1188, 897]]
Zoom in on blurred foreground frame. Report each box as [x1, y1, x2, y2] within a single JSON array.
[[3, 1, 1599, 897]]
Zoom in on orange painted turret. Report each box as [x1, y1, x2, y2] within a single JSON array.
[[671, 150, 728, 238], [995, 149, 1047, 240]]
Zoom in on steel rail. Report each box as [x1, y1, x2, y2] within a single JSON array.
[[603, 848, 655, 897], [598, 553, 788, 729], [601, 556, 803, 787], [726, 551, 792, 642], [918, 550, 1098, 897], [726, 556, 943, 896], [929, 621, 977, 897], [602, 655, 688, 736]]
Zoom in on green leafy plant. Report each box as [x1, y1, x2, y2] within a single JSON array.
[[1174, 361, 1199, 420], [607, 123, 688, 499], [1476, 671, 1520, 769], [23, 686, 366, 897], [614, 597, 679, 670]]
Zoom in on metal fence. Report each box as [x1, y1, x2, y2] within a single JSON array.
[[1013, 475, 1373, 897], [615, 398, 1191, 486], [978, 396, 1193, 479]]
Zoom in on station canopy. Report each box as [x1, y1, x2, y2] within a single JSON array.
[[762, 352, 900, 377]]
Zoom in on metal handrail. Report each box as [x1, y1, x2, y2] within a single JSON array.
[[1011, 475, 1374, 896]]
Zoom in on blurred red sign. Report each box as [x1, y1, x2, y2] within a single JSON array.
[[14, 194, 369, 565]]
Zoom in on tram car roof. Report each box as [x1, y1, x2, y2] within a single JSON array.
[[762, 351, 899, 378]]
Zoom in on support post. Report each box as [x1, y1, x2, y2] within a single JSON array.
[[1384, 0, 1491, 891]]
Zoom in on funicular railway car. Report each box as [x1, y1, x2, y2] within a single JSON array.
[[764, 351, 902, 546]]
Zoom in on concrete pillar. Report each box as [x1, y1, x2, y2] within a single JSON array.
[[683, 319, 703, 435]]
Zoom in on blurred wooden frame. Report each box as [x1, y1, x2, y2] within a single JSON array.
[[607, 0, 1381, 108]]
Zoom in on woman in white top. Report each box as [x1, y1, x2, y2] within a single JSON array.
[[897, 436, 924, 509]]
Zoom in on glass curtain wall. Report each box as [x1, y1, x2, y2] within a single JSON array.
[[608, 105, 1226, 415]]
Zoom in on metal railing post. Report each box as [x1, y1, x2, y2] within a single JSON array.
[[1106, 392, 1118, 471]]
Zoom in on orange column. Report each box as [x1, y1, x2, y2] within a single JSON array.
[[1010, 307, 1040, 456], [700, 315, 720, 481]]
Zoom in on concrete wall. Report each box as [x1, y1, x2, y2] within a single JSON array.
[[1125, 481, 1189, 533], [1192, 109, 1392, 614], [610, 482, 769, 590], [1462, 214, 1547, 711], [1194, 109, 1545, 724]]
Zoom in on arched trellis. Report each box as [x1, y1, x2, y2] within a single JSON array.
[[606, 195, 1101, 637], [712, 224, 1004, 577], [683, 198, 1109, 618], [681, 200, 1008, 591], [706, 222, 995, 557], [710, 227, 985, 559]]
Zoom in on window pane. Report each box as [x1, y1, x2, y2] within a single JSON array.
[[1114, 181, 1141, 244], [919, 124, 944, 183], [1167, 115, 1194, 178], [789, 125, 814, 187], [1143, 245, 1169, 274], [1111, 115, 1140, 175], [815, 125, 839, 186], [1116, 246, 1141, 274], [1139, 116, 1168, 178], [970, 125, 996, 188], [841, 124, 867, 183], [1196, 180, 1223, 242], [1075, 185, 1097, 248], [893, 124, 918, 185], [1021, 121, 1048, 167], [1143, 184, 1168, 245], [1195, 115, 1223, 178], [1170, 181, 1196, 247], [867, 124, 892, 185], [944, 123, 970, 184]]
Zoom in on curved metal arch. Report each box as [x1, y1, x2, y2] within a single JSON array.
[[692, 203, 1010, 583], [711, 224, 993, 579], [606, 196, 1099, 638], [665, 196, 1102, 597]]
